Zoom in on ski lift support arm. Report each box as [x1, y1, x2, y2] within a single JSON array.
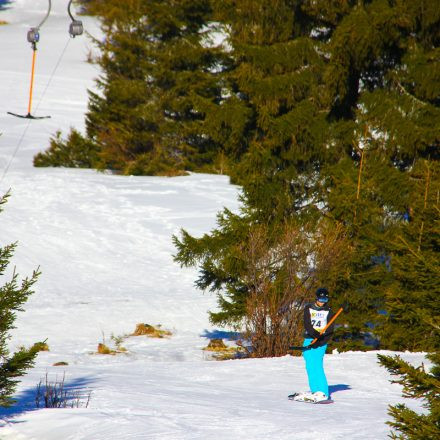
[[27, 0, 52, 48], [8, 0, 52, 118], [68, 0, 84, 37]]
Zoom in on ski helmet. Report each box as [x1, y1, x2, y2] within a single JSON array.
[[315, 287, 329, 303]]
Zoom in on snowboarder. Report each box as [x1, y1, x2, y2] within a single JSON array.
[[290, 287, 335, 403]]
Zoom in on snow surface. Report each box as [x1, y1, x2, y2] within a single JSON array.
[[0, 1, 429, 439]]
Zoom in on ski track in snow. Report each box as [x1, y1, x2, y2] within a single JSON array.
[[0, 1, 430, 439]]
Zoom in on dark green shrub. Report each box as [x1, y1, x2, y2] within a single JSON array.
[[34, 129, 99, 169]]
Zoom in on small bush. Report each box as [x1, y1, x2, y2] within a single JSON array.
[[378, 352, 440, 439], [204, 339, 228, 351], [96, 343, 119, 355], [110, 334, 128, 352], [0, 21, 8, 25], [203, 338, 244, 361], [53, 362, 69, 367], [96, 332, 128, 355], [35, 373, 91, 408], [32, 341, 49, 352], [33, 129, 100, 169], [131, 323, 172, 338]]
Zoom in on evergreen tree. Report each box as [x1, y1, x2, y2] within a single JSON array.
[[173, 0, 341, 343], [323, 0, 440, 348], [147, 1, 230, 174], [174, 216, 350, 356], [0, 193, 40, 407], [175, 0, 440, 351], [213, 0, 330, 211], [375, 160, 439, 351], [35, 0, 225, 176], [378, 352, 440, 439], [174, 0, 356, 337], [38, 0, 440, 352], [34, 129, 100, 169]]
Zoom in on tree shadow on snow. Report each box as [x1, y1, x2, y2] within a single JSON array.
[[0, 0, 13, 11], [329, 384, 351, 395], [0, 376, 96, 423], [201, 329, 242, 341]]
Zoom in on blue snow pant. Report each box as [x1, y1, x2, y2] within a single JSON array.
[[302, 338, 329, 396]]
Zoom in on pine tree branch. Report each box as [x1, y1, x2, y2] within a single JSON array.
[[395, 235, 439, 275], [394, 80, 427, 107], [420, 314, 440, 331], [396, 235, 424, 262]]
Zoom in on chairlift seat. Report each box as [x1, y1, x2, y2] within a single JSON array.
[[69, 20, 83, 37], [27, 28, 40, 44]]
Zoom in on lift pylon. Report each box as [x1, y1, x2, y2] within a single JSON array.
[[7, 0, 52, 119]]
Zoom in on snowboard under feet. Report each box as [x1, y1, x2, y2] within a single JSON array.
[[288, 393, 334, 404]]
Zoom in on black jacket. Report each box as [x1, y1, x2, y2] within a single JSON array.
[[303, 302, 335, 347]]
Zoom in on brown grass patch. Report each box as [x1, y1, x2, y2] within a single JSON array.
[[131, 323, 172, 338], [203, 338, 228, 351], [203, 338, 244, 360], [33, 341, 50, 352], [97, 343, 118, 355]]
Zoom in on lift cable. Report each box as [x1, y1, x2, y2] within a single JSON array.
[[1, 37, 72, 185], [2, 1, 86, 184]]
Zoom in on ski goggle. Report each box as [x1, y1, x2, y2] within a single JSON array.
[[317, 297, 329, 303]]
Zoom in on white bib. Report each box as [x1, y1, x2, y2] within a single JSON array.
[[309, 309, 329, 331]]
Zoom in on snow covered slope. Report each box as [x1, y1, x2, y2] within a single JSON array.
[[0, 2, 428, 439]]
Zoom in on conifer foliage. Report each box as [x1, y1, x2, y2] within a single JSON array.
[[34, 0, 439, 353], [35, 0, 223, 176], [378, 352, 440, 439], [376, 161, 440, 351], [174, 0, 349, 356], [34, 129, 99, 169], [314, 0, 440, 348], [175, 0, 440, 351], [175, 218, 349, 357], [0, 193, 40, 407]]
